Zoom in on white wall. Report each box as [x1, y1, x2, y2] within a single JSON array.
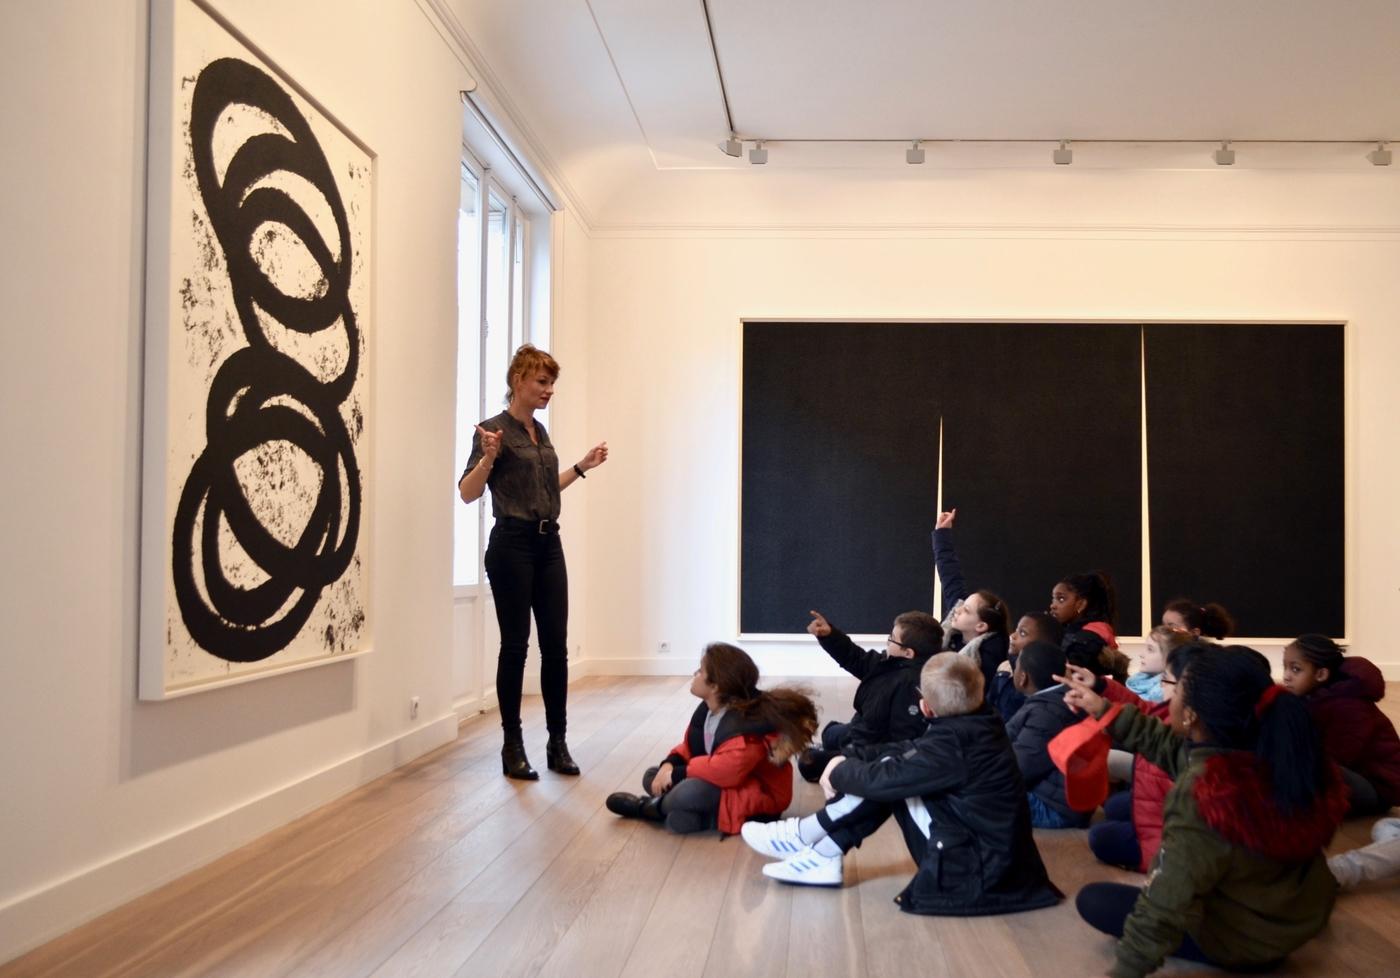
[[0, 0, 494, 960], [581, 172, 1400, 680]]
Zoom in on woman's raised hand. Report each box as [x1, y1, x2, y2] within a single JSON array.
[[475, 424, 503, 462], [936, 507, 957, 529], [581, 441, 609, 471], [807, 610, 832, 637]]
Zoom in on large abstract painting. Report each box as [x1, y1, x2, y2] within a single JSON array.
[[140, 0, 373, 698]]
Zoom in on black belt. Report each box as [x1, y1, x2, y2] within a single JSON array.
[[498, 517, 560, 534]]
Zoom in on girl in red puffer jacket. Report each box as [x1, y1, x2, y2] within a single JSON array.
[[606, 643, 817, 834], [1283, 634, 1400, 816]]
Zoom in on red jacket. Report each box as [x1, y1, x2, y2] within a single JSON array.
[[1305, 656, 1400, 806], [1102, 678, 1172, 870], [662, 703, 794, 834]]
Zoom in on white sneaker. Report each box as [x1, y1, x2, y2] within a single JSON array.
[[761, 847, 843, 887], [1373, 818, 1400, 844], [741, 817, 806, 858]]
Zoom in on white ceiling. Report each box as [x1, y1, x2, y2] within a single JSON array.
[[449, 0, 1400, 222]]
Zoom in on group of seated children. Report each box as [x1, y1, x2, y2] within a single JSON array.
[[604, 511, 1400, 978]]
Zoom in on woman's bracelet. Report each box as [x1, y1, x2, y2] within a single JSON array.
[[573, 463, 586, 479]]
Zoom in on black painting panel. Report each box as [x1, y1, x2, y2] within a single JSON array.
[[1144, 325, 1344, 637], [940, 325, 1143, 631], [741, 323, 946, 634]]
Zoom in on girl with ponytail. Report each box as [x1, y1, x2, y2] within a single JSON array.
[[1061, 646, 1348, 978], [1050, 570, 1120, 650], [606, 643, 817, 835], [1282, 634, 1400, 816], [1161, 598, 1235, 640]]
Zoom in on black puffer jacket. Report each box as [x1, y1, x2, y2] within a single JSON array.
[[832, 705, 1062, 916], [817, 627, 932, 748]]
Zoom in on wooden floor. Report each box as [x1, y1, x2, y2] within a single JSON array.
[[5, 676, 1400, 978]]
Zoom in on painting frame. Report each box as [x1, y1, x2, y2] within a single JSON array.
[[140, 0, 375, 699]]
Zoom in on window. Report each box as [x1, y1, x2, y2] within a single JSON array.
[[452, 166, 482, 587], [454, 148, 550, 588]]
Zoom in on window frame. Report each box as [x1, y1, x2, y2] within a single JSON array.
[[453, 146, 545, 597]]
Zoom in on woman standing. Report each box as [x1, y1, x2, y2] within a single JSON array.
[[459, 345, 608, 779]]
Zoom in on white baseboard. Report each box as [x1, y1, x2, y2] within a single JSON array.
[[454, 690, 498, 723], [0, 713, 459, 965]]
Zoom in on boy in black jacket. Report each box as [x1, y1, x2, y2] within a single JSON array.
[[742, 653, 1061, 916], [796, 609, 943, 782], [1005, 641, 1090, 828]]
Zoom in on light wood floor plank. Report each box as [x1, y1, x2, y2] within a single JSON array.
[[531, 821, 684, 978], [613, 833, 743, 978], [107, 677, 653, 978], [363, 681, 692, 978]]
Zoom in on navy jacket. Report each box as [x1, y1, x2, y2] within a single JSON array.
[[1005, 685, 1088, 823]]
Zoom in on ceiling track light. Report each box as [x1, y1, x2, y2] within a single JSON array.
[[906, 139, 925, 165], [1368, 141, 1393, 166], [1213, 140, 1236, 166], [749, 140, 768, 165], [1052, 139, 1073, 165], [718, 135, 742, 158]]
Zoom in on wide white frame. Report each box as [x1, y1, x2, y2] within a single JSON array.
[[139, 0, 376, 699]]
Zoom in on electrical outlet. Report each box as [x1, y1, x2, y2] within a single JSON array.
[[658, 641, 670, 655], [409, 696, 420, 720]]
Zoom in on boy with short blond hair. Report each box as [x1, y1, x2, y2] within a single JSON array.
[[742, 653, 1061, 915]]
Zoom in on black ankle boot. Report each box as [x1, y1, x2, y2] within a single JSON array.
[[606, 792, 665, 821], [501, 739, 539, 781], [546, 736, 580, 775]]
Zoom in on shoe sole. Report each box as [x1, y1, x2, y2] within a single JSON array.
[[761, 858, 842, 887], [762, 871, 843, 888]]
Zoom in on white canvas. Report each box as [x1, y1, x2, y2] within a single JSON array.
[[140, 0, 373, 698]]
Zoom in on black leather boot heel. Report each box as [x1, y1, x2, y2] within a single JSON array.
[[546, 736, 581, 775], [502, 740, 539, 780]]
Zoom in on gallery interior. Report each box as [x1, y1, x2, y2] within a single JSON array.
[[3, 1, 1398, 974]]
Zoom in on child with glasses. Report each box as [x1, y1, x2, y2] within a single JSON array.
[[796, 609, 942, 783]]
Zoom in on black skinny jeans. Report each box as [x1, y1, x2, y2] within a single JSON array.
[[484, 521, 569, 739]]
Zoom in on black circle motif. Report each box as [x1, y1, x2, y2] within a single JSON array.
[[172, 57, 361, 663]]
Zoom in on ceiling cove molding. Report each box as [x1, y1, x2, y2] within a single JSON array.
[[585, 221, 1400, 241], [413, 0, 599, 232]]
